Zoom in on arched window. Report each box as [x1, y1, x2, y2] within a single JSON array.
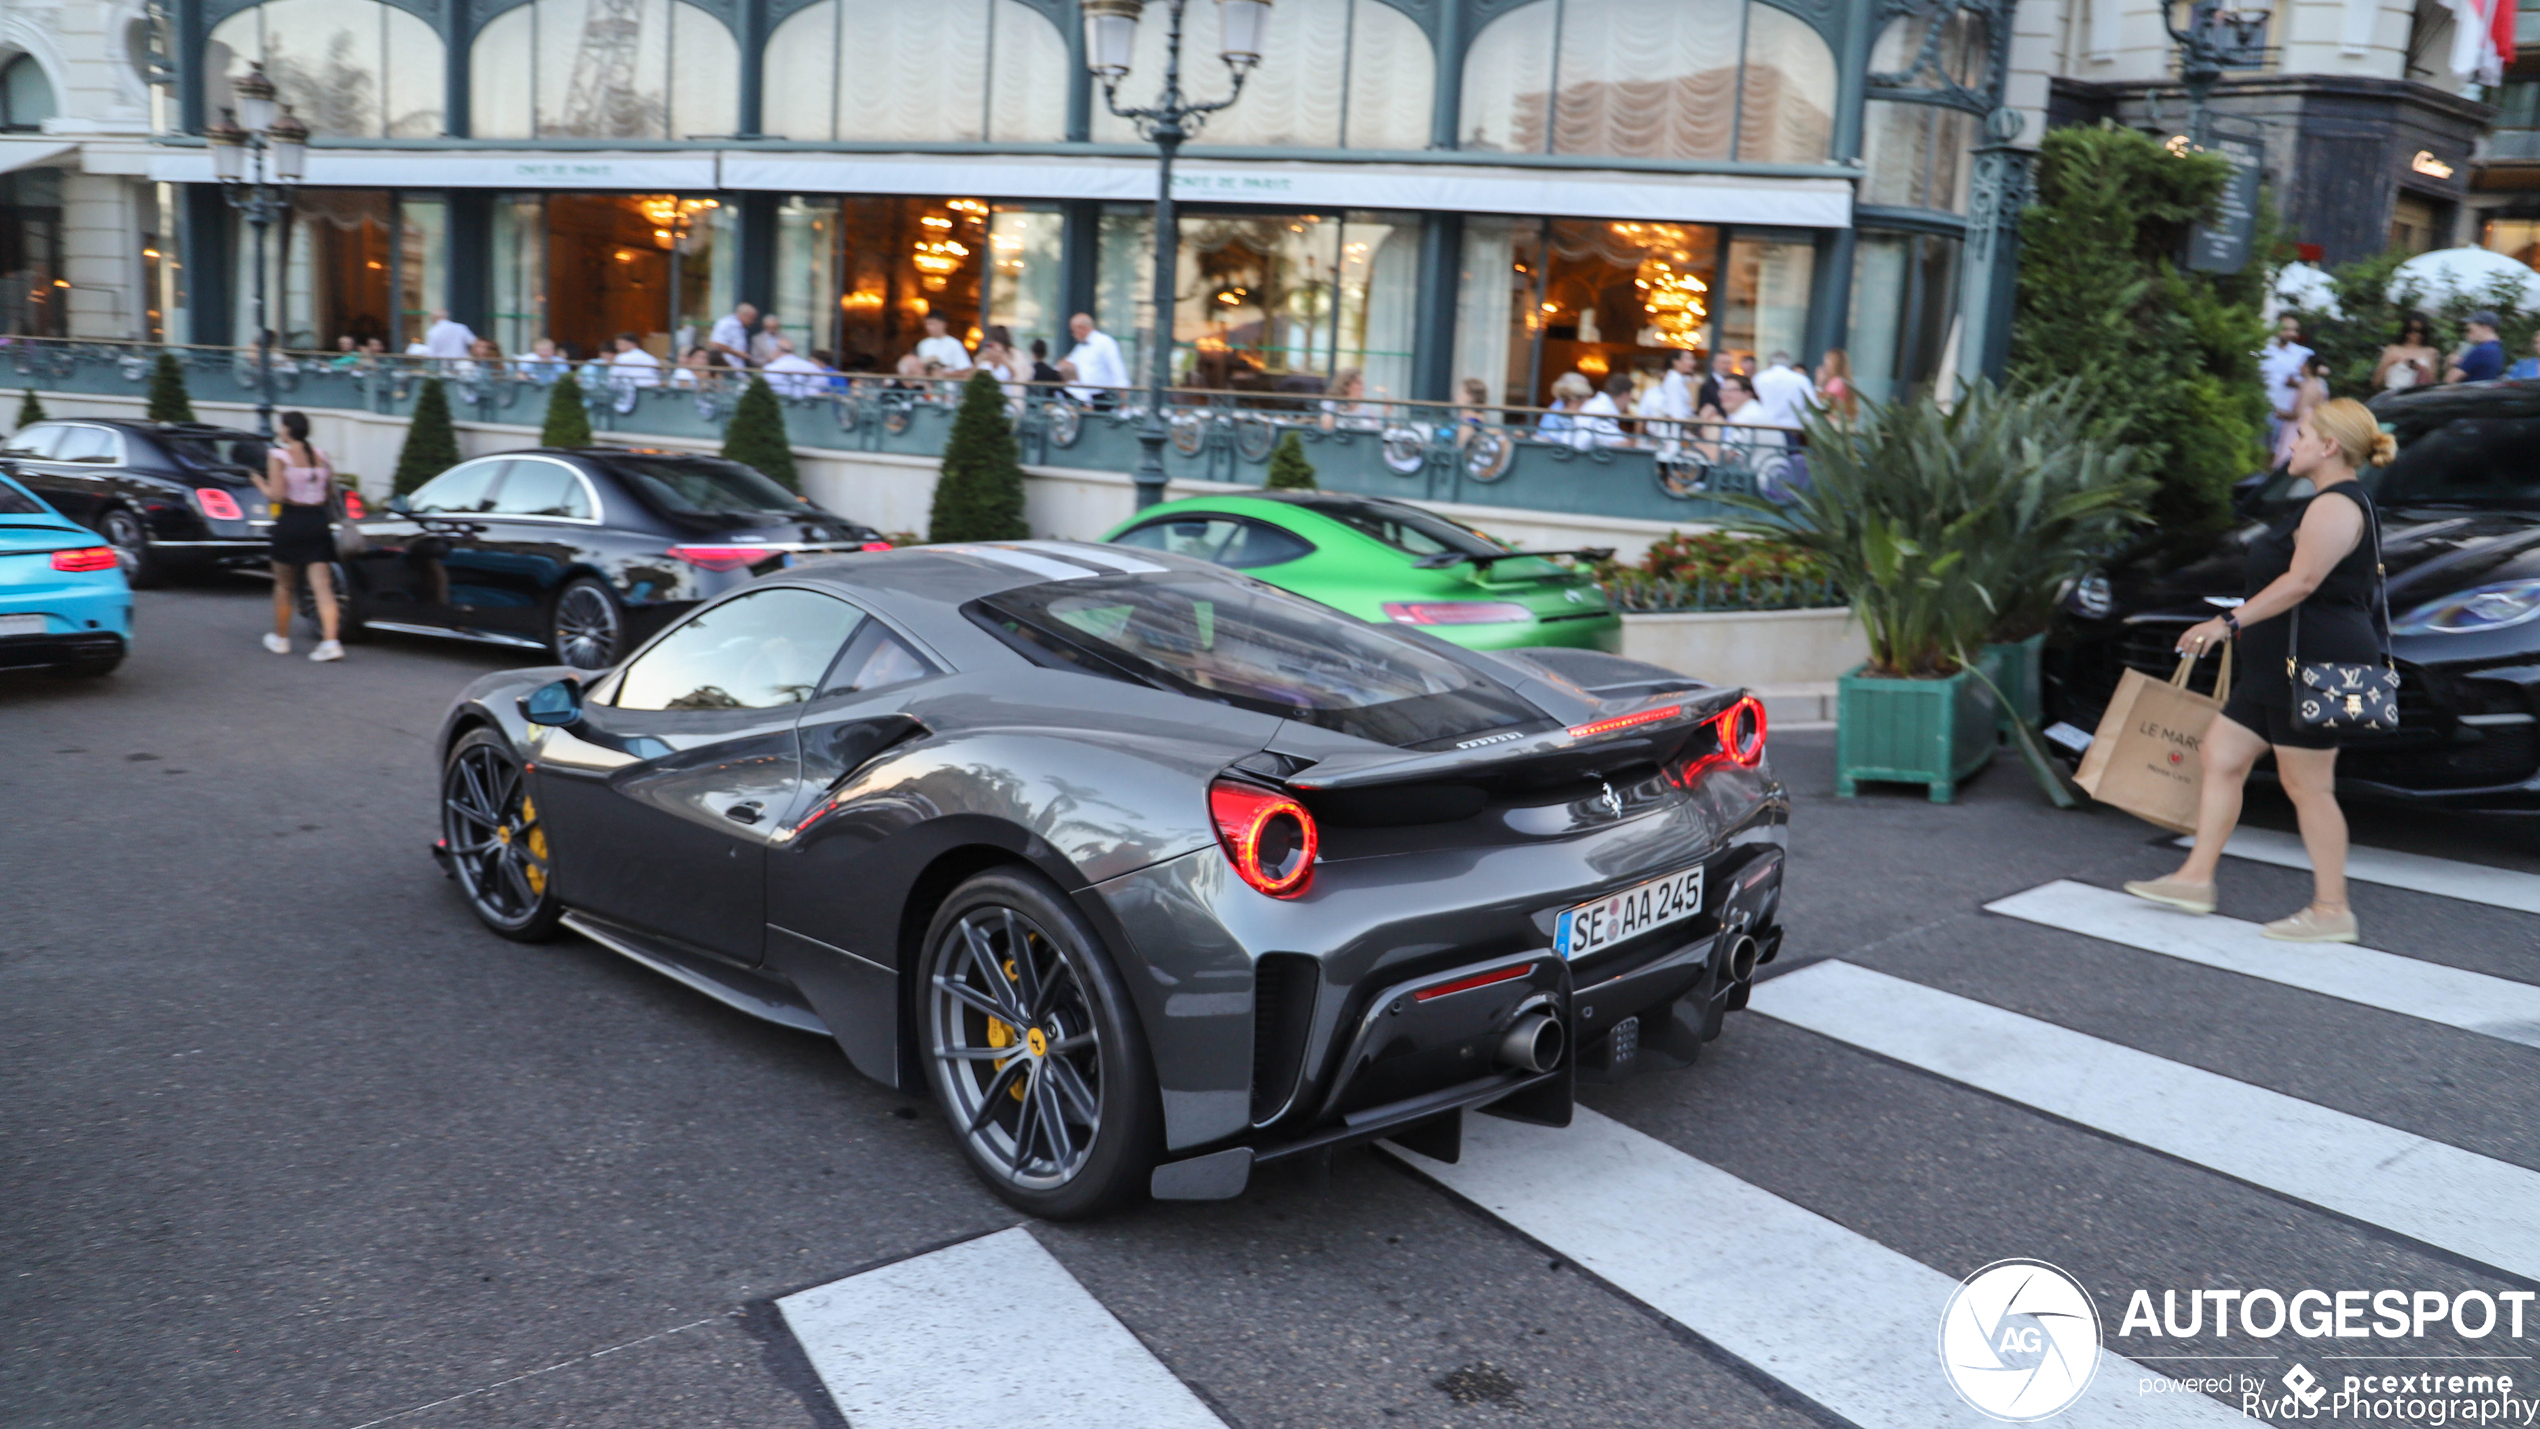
[[205, 0, 445, 138], [1459, 0, 1834, 163], [0, 53, 58, 132], [468, 0, 738, 140], [1091, 0, 1435, 150], [761, 0, 1067, 143]]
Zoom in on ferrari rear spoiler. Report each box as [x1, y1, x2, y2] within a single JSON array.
[[1283, 688, 1743, 791]]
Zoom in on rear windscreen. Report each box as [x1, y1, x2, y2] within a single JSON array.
[[0, 479, 47, 515], [971, 572, 1545, 747], [161, 435, 262, 472], [1312, 500, 1561, 578], [609, 455, 814, 518]]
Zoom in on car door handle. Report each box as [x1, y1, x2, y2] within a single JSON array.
[[723, 801, 764, 824]]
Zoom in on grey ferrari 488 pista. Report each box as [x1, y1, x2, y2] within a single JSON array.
[[430, 540, 1789, 1216]]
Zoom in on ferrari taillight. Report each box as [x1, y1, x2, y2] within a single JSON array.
[[193, 487, 243, 521], [1209, 777, 1317, 898], [1668, 695, 1767, 787]]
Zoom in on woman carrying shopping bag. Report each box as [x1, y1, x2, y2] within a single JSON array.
[[2124, 398, 2394, 942], [255, 410, 346, 663]]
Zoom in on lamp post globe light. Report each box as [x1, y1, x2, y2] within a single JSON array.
[[1083, 0, 1271, 510], [207, 62, 306, 440]]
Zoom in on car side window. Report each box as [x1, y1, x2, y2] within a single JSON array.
[[819, 620, 934, 697], [487, 460, 593, 519], [2, 424, 60, 458], [1216, 519, 1313, 569], [409, 460, 508, 514], [615, 588, 865, 712], [52, 426, 114, 463], [2379, 418, 2540, 504]]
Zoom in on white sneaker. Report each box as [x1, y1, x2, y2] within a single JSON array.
[[309, 639, 344, 663], [262, 632, 290, 655]]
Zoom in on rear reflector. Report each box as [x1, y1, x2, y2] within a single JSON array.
[[667, 544, 766, 572], [1382, 600, 1534, 626], [193, 487, 243, 521], [1566, 704, 1681, 740], [51, 546, 119, 572], [1415, 961, 1536, 1002]]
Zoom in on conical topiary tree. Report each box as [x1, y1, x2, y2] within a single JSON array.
[[720, 376, 798, 492], [1264, 430, 1317, 490], [928, 371, 1028, 544], [14, 387, 44, 430], [146, 352, 195, 424], [540, 369, 592, 448], [392, 377, 461, 495]]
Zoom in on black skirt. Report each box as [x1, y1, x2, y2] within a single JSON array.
[[269, 502, 335, 566]]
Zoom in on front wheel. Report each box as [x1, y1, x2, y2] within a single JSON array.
[[919, 869, 1160, 1218], [440, 728, 563, 942], [550, 578, 622, 671]]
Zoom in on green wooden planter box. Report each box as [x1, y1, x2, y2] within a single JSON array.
[[1976, 633, 2045, 736], [1835, 664, 1999, 803]]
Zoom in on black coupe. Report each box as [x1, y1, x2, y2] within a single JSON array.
[[345, 448, 887, 669], [430, 541, 1789, 1216], [2047, 381, 2540, 817]]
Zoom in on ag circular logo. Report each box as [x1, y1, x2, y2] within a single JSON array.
[[1938, 1259, 2102, 1422]]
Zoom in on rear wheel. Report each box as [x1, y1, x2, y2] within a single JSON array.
[[441, 728, 563, 942], [99, 508, 163, 589], [294, 560, 368, 641], [550, 578, 622, 670], [919, 869, 1160, 1218]]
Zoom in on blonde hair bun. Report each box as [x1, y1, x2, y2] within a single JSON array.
[[2308, 398, 2393, 470], [2369, 431, 2398, 467]]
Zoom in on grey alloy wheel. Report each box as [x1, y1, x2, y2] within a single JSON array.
[[551, 579, 621, 670]]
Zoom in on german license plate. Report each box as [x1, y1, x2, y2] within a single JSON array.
[[0, 613, 44, 637], [1554, 864, 1705, 960]]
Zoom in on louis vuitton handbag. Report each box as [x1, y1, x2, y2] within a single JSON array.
[[2288, 498, 2399, 735]]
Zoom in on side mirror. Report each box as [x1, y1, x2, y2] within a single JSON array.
[[385, 493, 412, 516], [519, 677, 584, 727]]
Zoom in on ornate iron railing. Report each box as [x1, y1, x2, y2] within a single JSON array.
[[0, 338, 1812, 526]]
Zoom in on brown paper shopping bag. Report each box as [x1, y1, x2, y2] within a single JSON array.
[[2073, 648, 2231, 834]]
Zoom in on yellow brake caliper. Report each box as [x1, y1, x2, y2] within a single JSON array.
[[986, 957, 1028, 1101], [520, 796, 548, 895]]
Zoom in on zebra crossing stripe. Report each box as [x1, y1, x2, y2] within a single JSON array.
[[2179, 828, 2540, 916], [777, 1226, 1226, 1429], [1986, 880, 2540, 1050], [1388, 1107, 2244, 1428], [1748, 962, 2540, 1282]]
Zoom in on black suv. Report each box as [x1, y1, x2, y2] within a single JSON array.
[[2046, 381, 2540, 816], [0, 419, 279, 586]]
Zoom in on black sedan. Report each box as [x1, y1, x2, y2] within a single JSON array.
[[0, 418, 279, 586], [430, 541, 1788, 1216], [2046, 381, 2540, 816], [345, 448, 886, 669]]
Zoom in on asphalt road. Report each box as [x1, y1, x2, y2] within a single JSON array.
[[5, 580, 2536, 1429]]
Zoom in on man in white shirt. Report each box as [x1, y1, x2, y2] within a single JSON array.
[[1062, 312, 1128, 405], [708, 302, 757, 369], [1658, 348, 1700, 423], [761, 338, 825, 399], [422, 309, 475, 364], [608, 332, 663, 389], [913, 314, 972, 377], [1749, 351, 1818, 431], [2259, 315, 2313, 450]]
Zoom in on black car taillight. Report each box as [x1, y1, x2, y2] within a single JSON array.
[[1209, 777, 1317, 898], [1668, 695, 1767, 787], [193, 487, 243, 521]]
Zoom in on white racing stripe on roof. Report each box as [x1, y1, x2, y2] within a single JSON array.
[[1987, 880, 2540, 1049], [1009, 540, 1169, 575], [931, 543, 1105, 582], [2176, 827, 2540, 916], [1749, 961, 2540, 1282], [778, 1226, 1227, 1429], [1389, 1108, 2243, 1429]]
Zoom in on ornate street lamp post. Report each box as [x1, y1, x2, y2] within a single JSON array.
[[2162, 0, 2272, 147], [204, 63, 307, 440], [1083, 0, 1271, 510]]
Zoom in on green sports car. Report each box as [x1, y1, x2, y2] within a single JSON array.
[[1101, 491, 1623, 653]]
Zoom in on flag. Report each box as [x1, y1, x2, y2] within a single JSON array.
[[2443, 0, 2517, 85]]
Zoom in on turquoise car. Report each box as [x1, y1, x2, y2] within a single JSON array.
[[0, 470, 132, 676], [1102, 491, 1623, 653]]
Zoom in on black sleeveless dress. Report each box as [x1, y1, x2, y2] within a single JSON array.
[[2221, 482, 2385, 749]]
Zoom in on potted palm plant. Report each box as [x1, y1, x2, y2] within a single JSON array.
[[1724, 379, 2144, 803]]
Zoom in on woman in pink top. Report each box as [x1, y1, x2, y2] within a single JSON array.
[[254, 410, 345, 661]]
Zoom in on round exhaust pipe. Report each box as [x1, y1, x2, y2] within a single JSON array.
[[1498, 1013, 1564, 1073], [1724, 933, 1760, 985]]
